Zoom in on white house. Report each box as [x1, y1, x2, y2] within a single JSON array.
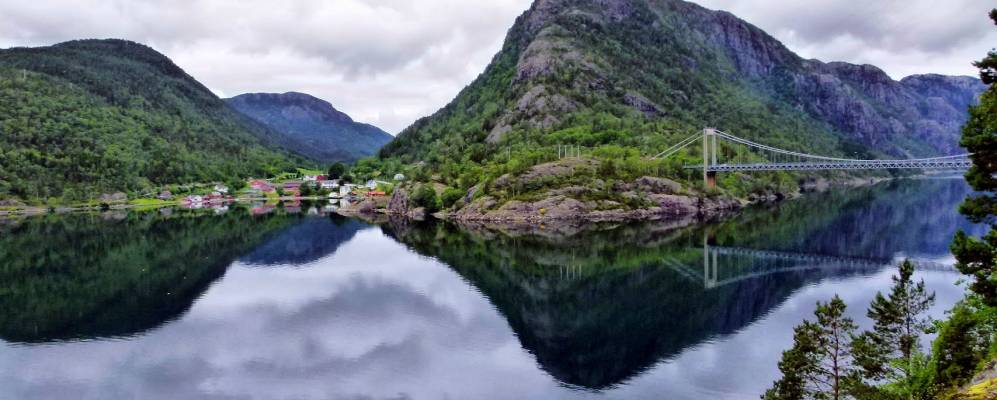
[[320, 180, 340, 189], [393, 173, 406, 181], [213, 184, 229, 194], [340, 184, 356, 197], [366, 180, 390, 190]]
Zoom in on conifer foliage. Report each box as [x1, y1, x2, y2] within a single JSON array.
[[951, 9, 997, 306], [851, 260, 937, 398], [764, 296, 857, 400]]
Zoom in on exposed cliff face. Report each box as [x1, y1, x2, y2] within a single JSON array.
[[227, 92, 393, 163], [790, 63, 984, 156], [383, 0, 984, 161]]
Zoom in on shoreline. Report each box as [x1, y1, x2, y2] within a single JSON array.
[[0, 175, 936, 221], [0, 195, 338, 218]]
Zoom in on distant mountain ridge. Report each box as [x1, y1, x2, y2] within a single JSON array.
[[0, 39, 305, 200], [382, 0, 985, 163], [226, 92, 393, 163]]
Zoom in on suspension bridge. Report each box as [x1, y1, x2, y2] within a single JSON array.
[[652, 128, 972, 188]]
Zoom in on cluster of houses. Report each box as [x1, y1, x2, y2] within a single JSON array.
[[244, 174, 400, 199], [153, 174, 406, 209], [179, 184, 234, 206]]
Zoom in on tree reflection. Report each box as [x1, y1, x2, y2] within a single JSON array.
[[381, 179, 978, 390], [0, 210, 299, 343]]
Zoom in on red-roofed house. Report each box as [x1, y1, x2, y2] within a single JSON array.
[[250, 180, 275, 193]]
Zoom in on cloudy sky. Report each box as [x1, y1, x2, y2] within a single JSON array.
[[0, 0, 994, 134]]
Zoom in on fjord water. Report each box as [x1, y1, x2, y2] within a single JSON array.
[[0, 178, 985, 400]]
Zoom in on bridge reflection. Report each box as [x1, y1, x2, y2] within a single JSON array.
[[659, 234, 954, 289]]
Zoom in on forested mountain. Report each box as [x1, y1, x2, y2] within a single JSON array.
[[227, 92, 393, 163], [382, 0, 985, 166], [0, 39, 306, 201]]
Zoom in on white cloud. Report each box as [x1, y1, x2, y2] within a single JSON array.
[[0, 0, 993, 133], [0, 0, 534, 134]]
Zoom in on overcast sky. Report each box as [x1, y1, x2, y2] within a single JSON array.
[[0, 0, 994, 134]]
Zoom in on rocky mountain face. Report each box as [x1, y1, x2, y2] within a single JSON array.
[[382, 0, 984, 161], [227, 92, 393, 163]]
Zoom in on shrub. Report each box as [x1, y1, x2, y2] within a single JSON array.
[[441, 188, 464, 209], [410, 185, 440, 212]]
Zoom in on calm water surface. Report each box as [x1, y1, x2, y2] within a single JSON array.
[[0, 178, 986, 399]]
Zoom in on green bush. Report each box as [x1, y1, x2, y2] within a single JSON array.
[[441, 188, 465, 209], [410, 185, 440, 212]]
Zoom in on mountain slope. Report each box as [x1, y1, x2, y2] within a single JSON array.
[[0, 39, 304, 201], [382, 0, 984, 166], [226, 92, 393, 163]]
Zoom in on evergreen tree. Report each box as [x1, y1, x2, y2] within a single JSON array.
[[764, 322, 820, 400], [952, 9, 997, 306], [327, 162, 348, 180], [764, 296, 858, 400], [851, 260, 936, 398], [931, 303, 990, 388]]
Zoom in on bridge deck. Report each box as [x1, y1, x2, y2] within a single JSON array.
[[685, 160, 971, 172]]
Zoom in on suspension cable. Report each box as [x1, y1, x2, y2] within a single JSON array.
[[651, 132, 702, 159], [713, 130, 971, 163]]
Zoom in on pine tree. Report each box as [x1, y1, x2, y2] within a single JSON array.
[[851, 260, 937, 397], [765, 323, 820, 400], [931, 303, 990, 388], [952, 8, 997, 306], [764, 296, 858, 400]]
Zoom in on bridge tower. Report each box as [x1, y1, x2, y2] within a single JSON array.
[[703, 128, 718, 189], [703, 231, 719, 288]]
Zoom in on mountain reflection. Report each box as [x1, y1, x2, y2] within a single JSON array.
[[240, 214, 369, 267], [0, 210, 299, 343], [0, 179, 979, 399], [381, 178, 981, 390]]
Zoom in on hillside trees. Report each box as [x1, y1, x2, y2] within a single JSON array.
[[0, 40, 303, 203]]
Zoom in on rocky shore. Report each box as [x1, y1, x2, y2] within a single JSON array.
[[376, 175, 744, 225]]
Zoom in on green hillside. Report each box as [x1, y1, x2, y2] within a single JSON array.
[[0, 39, 305, 202], [377, 0, 982, 201]]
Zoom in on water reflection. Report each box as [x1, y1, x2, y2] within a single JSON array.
[[0, 178, 983, 399], [380, 178, 984, 391], [0, 209, 300, 343], [240, 214, 367, 267]]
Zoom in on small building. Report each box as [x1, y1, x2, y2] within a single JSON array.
[[366, 180, 391, 190], [320, 180, 340, 189], [283, 182, 302, 197], [250, 180, 275, 193], [340, 184, 356, 197], [213, 184, 229, 194], [205, 193, 224, 203], [157, 191, 173, 200], [184, 195, 203, 204], [393, 173, 406, 181], [367, 190, 386, 197]]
